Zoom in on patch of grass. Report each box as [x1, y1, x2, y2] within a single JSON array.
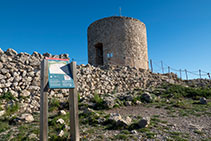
[[5, 102, 19, 116], [121, 130, 130, 134], [113, 134, 128, 140], [152, 115, 160, 118], [0, 92, 16, 101], [49, 98, 60, 112], [79, 110, 101, 126], [194, 130, 204, 135], [137, 127, 150, 133], [15, 125, 29, 140], [161, 84, 211, 99], [92, 93, 106, 110], [0, 120, 10, 132], [145, 132, 156, 139], [167, 131, 188, 141]]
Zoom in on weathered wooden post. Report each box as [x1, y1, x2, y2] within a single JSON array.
[[40, 58, 79, 141], [40, 59, 49, 141], [69, 61, 80, 141]]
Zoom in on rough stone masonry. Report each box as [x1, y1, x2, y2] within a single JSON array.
[[88, 16, 148, 69], [0, 48, 182, 113]]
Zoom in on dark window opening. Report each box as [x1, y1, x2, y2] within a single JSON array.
[[95, 43, 103, 65]]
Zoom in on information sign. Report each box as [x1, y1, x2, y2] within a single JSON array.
[[46, 58, 75, 89]]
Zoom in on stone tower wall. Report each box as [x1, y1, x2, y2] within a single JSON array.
[[88, 16, 148, 69]]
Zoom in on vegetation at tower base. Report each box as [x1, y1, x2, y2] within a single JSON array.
[[0, 48, 211, 140]]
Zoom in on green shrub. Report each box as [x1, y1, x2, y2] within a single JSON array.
[[93, 93, 103, 104], [49, 98, 60, 112], [5, 102, 19, 116], [161, 84, 211, 99], [92, 93, 105, 110], [0, 92, 16, 101]]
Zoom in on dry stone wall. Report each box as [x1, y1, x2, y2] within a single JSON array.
[[0, 48, 180, 113]]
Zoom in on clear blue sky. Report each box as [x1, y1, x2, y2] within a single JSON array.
[[0, 0, 211, 78]]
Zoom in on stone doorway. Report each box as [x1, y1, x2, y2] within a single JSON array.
[[95, 43, 103, 65]]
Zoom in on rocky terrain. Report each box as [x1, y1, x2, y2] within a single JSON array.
[[0, 48, 211, 140]]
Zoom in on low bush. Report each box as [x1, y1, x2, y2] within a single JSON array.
[[160, 84, 211, 99]]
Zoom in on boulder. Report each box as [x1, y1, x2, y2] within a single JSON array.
[[141, 92, 153, 103], [137, 117, 150, 128], [109, 113, 131, 128], [20, 113, 34, 122], [200, 97, 207, 104], [104, 97, 115, 109]]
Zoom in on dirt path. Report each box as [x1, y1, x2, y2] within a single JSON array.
[[105, 105, 211, 140]]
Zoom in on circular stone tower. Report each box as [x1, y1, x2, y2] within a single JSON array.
[[87, 16, 148, 69]]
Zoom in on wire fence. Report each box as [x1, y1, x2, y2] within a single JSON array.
[[149, 59, 211, 80], [71, 57, 210, 80]]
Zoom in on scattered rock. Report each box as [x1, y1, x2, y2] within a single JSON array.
[[131, 130, 138, 134], [135, 100, 142, 105], [125, 101, 132, 106], [58, 130, 64, 137], [103, 97, 115, 109], [200, 97, 207, 104], [57, 118, 65, 124], [141, 92, 153, 103], [60, 110, 67, 115], [137, 117, 150, 128], [189, 123, 204, 132], [20, 113, 34, 122], [83, 107, 95, 115], [28, 133, 38, 140], [0, 110, 5, 116], [109, 113, 131, 128]]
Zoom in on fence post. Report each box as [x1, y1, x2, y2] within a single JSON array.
[[179, 69, 182, 79], [199, 69, 201, 79], [161, 61, 164, 74], [150, 59, 153, 72], [185, 69, 188, 80], [208, 73, 211, 80], [168, 66, 170, 73]]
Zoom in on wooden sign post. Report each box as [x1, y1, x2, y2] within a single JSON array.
[[40, 59, 49, 141], [40, 58, 79, 141], [69, 61, 80, 141]]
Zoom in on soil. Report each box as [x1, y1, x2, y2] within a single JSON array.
[[104, 104, 211, 140]]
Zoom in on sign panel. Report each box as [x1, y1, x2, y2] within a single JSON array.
[[46, 58, 75, 89]]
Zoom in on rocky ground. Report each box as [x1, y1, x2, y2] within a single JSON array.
[[0, 48, 211, 140], [0, 83, 211, 141]]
